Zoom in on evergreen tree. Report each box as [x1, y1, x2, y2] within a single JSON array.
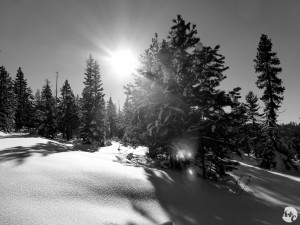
[[58, 80, 79, 140], [254, 34, 284, 127], [115, 101, 125, 139], [123, 95, 133, 127], [24, 87, 35, 131], [74, 94, 82, 139], [122, 94, 140, 144], [32, 89, 43, 133], [81, 55, 106, 145], [14, 67, 33, 131], [245, 91, 262, 126], [38, 79, 57, 138], [241, 91, 263, 156], [126, 15, 242, 177], [106, 97, 117, 139], [254, 34, 285, 168], [0, 66, 16, 132]]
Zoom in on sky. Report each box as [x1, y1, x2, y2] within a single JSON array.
[[0, 0, 300, 124]]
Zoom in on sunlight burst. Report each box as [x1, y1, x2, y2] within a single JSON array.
[[108, 49, 138, 77]]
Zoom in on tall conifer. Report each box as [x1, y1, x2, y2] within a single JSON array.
[[245, 91, 262, 126], [0, 66, 16, 131], [58, 80, 79, 140], [106, 97, 117, 139], [38, 79, 57, 138], [126, 15, 242, 177], [254, 34, 285, 168], [14, 67, 33, 130], [81, 55, 106, 145]]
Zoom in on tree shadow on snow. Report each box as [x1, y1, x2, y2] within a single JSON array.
[[231, 163, 300, 212], [72, 143, 99, 153], [143, 167, 288, 225], [0, 141, 71, 165], [0, 137, 100, 165], [58, 171, 165, 225]]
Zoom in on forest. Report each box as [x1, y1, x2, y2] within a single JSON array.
[[1, 15, 300, 179]]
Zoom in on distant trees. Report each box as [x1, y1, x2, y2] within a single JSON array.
[[80, 55, 106, 145], [0, 66, 16, 132], [0, 55, 107, 143], [254, 34, 285, 168]]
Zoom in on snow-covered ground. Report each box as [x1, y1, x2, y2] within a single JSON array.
[[229, 154, 300, 212], [0, 132, 299, 225]]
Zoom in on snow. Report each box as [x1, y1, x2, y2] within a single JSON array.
[[1, 133, 299, 225], [229, 155, 300, 213]]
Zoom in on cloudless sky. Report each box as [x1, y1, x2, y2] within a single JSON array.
[[1, 0, 300, 123]]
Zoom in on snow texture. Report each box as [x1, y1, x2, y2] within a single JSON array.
[[0, 133, 299, 225]]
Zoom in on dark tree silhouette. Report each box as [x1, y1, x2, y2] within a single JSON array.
[[14, 67, 33, 131], [80, 55, 106, 145], [106, 97, 117, 139], [38, 79, 57, 138], [58, 80, 80, 140], [245, 91, 262, 127], [125, 15, 242, 178], [254, 34, 285, 168], [0, 66, 16, 132]]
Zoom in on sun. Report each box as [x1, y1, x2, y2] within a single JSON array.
[[108, 49, 138, 77]]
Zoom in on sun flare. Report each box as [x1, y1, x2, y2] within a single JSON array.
[[108, 49, 138, 77]]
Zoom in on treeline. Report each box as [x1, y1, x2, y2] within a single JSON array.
[[1, 15, 299, 177], [0, 55, 125, 146]]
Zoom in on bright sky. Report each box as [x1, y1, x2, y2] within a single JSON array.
[[0, 0, 299, 123]]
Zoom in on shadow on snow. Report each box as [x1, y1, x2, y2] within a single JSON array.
[[143, 167, 287, 225], [0, 135, 99, 165]]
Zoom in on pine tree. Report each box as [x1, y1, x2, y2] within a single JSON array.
[[38, 79, 57, 138], [242, 91, 263, 156], [115, 102, 125, 139], [123, 95, 133, 127], [254, 34, 285, 168], [75, 94, 83, 138], [245, 91, 262, 126], [0, 66, 16, 132], [120, 94, 135, 143], [106, 97, 117, 139], [24, 87, 35, 131], [32, 89, 43, 133], [81, 55, 106, 145], [14, 67, 33, 131], [58, 80, 79, 140], [127, 15, 242, 177], [254, 34, 284, 127]]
